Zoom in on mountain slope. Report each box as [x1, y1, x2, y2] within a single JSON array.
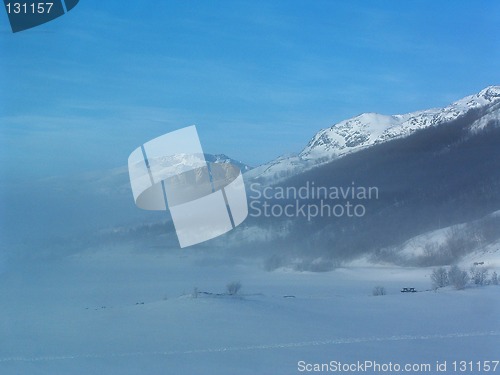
[[246, 86, 500, 184], [227, 102, 500, 268]]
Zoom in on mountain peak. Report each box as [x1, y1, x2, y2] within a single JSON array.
[[204, 153, 253, 172], [450, 85, 500, 110], [299, 86, 500, 160], [477, 85, 500, 101], [246, 86, 500, 184]]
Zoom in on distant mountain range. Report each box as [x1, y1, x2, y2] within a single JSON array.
[[245, 86, 500, 185]]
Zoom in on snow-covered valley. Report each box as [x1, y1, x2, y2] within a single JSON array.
[[1, 249, 498, 374]]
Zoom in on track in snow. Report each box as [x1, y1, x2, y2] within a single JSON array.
[[1, 330, 499, 363]]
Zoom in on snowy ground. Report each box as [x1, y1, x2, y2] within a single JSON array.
[[0, 248, 498, 375]]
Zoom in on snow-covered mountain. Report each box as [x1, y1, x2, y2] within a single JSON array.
[[204, 154, 253, 172], [138, 153, 252, 186], [246, 86, 500, 184]]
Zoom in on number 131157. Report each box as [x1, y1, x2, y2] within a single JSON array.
[[5, 2, 54, 14], [452, 361, 499, 372]]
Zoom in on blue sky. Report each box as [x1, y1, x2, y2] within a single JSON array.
[[1, 0, 499, 181]]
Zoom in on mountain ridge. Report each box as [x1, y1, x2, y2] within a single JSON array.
[[246, 86, 500, 184]]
